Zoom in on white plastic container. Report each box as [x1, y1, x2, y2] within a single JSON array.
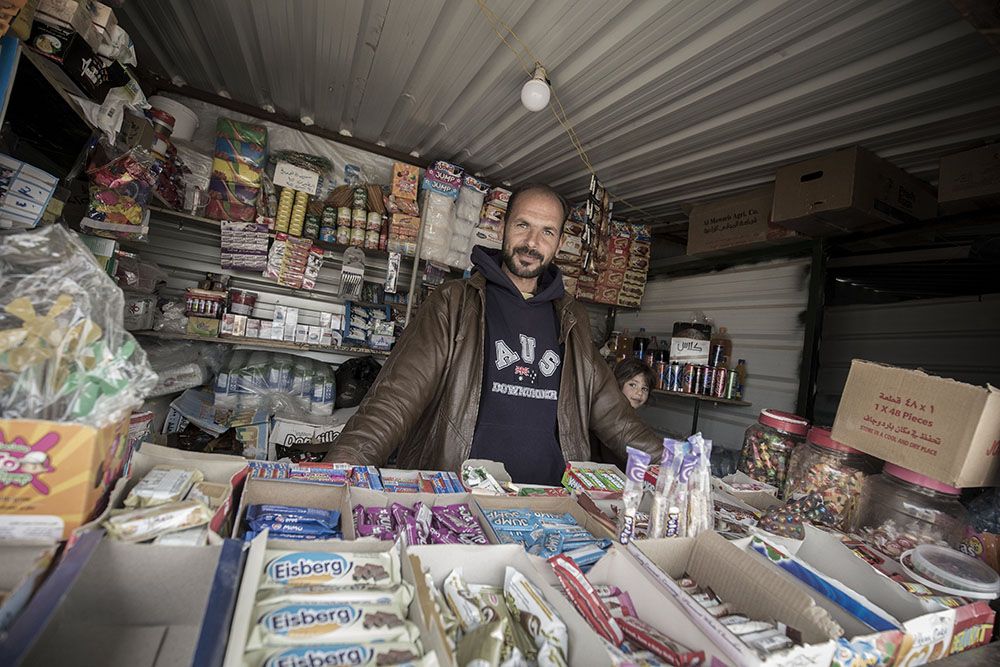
[[148, 96, 200, 141]]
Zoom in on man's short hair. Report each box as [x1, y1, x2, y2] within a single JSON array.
[[505, 183, 570, 232]]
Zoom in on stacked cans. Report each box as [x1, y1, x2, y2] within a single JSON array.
[[677, 362, 736, 399]]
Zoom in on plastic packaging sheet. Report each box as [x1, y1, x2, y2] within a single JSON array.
[[0, 224, 158, 426], [142, 339, 226, 398]]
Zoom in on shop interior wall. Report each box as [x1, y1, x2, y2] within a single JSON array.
[[615, 258, 811, 451], [813, 293, 1000, 426], [138, 213, 413, 366]]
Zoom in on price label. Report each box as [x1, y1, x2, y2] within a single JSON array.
[[273, 161, 319, 196], [0, 154, 57, 230]]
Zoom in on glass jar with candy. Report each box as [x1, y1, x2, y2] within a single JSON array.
[[784, 427, 881, 531], [737, 409, 810, 496], [851, 463, 967, 556]]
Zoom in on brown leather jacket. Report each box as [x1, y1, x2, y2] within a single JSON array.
[[325, 272, 662, 470]]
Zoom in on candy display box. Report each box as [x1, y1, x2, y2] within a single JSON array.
[[738, 524, 956, 666], [0, 411, 132, 540], [405, 543, 609, 667], [473, 493, 616, 542], [0, 530, 242, 667], [348, 487, 498, 544], [232, 476, 355, 539], [633, 532, 839, 667], [831, 360, 1000, 487]]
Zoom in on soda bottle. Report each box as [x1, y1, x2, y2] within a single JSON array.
[[710, 327, 733, 368], [643, 336, 657, 367], [619, 328, 632, 365], [655, 339, 669, 365], [632, 327, 649, 359]]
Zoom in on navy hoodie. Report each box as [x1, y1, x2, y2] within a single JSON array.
[[468, 246, 566, 485]]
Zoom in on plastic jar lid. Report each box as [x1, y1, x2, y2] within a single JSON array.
[[883, 463, 960, 495], [758, 409, 810, 436], [901, 544, 1000, 600], [807, 426, 864, 454]]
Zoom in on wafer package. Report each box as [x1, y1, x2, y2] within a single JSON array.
[[104, 500, 213, 542], [246, 601, 419, 649], [124, 465, 203, 508], [260, 550, 400, 589]]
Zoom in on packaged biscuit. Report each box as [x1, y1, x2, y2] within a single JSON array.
[[245, 643, 428, 667], [246, 602, 419, 648], [256, 582, 413, 614], [104, 500, 213, 542], [186, 481, 231, 509], [504, 567, 569, 667], [260, 550, 400, 589], [124, 465, 204, 508], [153, 526, 210, 546], [456, 619, 507, 667]]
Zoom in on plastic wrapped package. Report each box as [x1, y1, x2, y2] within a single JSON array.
[[419, 190, 456, 264], [152, 299, 188, 334], [0, 224, 158, 426], [115, 254, 169, 294], [142, 340, 224, 398], [213, 349, 337, 420], [123, 292, 156, 331], [456, 184, 487, 223], [81, 147, 162, 243]]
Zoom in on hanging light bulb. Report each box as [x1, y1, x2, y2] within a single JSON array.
[[520, 64, 550, 112]]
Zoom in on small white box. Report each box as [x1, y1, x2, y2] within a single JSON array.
[[319, 312, 332, 327], [294, 324, 308, 344], [307, 326, 322, 346]]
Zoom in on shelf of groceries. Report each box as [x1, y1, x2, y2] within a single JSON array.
[[132, 329, 390, 359]]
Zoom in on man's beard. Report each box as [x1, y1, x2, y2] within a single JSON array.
[[502, 244, 551, 279]]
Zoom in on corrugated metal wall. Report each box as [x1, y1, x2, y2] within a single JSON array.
[[137, 212, 418, 365], [614, 259, 811, 450], [814, 293, 1000, 425]]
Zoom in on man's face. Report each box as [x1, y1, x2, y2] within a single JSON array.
[[501, 191, 564, 281]]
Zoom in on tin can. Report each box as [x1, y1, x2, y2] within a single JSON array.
[[693, 366, 704, 395], [668, 363, 680, 391], [337, 207, 351, 225], [655, 361, 667, 390], [682, 364, 695, 393], [366, 211, 382, 231], [713, 368, 728, 398], [726, 371, 738, 399], [353, 186, 367, 209], [703, 366, 715, 396], [710, 344, 725, 367], [336, 224, 351, 246]]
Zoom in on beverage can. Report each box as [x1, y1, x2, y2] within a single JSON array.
[[703, 366, 715, 396], [713, 368, 728, 398], [726, 371, 738, 399], [670, 363, 682, 392], [682, 364, 694, 393], [655, 361, 667, 390], [693, 366, 704, 394]]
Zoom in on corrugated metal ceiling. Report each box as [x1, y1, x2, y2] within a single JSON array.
[[117, 0, 1000, 233]]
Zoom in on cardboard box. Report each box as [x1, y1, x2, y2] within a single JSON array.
[[1, 531, 241, 667], [773, 146, 937, 236], [938, 144, 1000, 210], [474, 494, 615, 542], [0, 541, 59, 633], [405, 543, 608, 666], [0, 411, 131, 540], [348, 487, 497, 543], [831, 360, 1000, 487], [186, 315, 220, 337], [739, 526, 956, 666], [269, 416, 347, 461], [633, 532, 839, 666], [118, 113, 154, 150], [686, 185, 799, 256], [233, 477, 355, 539]]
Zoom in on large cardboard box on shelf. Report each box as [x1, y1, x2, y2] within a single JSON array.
[[406, 543, 609, 666], [0, 411, 131, 541], [937, 144, 1000, 211], [739, 525, 957, 666], [633, 532, 839, 666], [233, 476, 355, 539], [772, 146, 937, 237], [687, 185, 799, 256], [0, 531, 241, 667], [831, 360, 1000, 487]]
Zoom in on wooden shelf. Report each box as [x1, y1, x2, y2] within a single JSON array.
[[132, 329, 389, 358], [652, 388, 751, 407]]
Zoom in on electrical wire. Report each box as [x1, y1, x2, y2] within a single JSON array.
[[475, 0, 656, 219]]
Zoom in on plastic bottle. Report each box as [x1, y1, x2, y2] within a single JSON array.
[[655, 339, 669, 365], [711, 327, 733, 368], [632, 327, 649, 359], [213, 354, 234, 410], [619, 328, 632, 365], [643, 336, 657, 367], [734, 359, 747, 399], [311, 364, 336, 416]]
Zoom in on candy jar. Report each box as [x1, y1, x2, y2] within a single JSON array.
[[852, 463, 968, 556], [784, 427, 881, 531], [737, 409, 809, 496]]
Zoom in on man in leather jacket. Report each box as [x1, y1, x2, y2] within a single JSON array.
[[323, 183, 661, 484]]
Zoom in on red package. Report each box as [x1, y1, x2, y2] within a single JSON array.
[[548, 554, 624, 646], [617, 614, 706, 666]]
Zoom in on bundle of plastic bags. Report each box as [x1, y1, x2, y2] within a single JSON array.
[[0, 225, 157, 426]]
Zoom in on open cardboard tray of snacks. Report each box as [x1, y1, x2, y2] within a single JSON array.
[[0, 530, 243, 667], [349, 487, 497, 543], [232, 476, 355, 539], [473, 493, 616, 542], [633, 531, 840, 666], [0, 540, 60, 634], [404, 543, 610, 667], [736, 525, 961, 665]]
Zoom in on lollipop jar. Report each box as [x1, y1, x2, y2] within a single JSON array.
[[785, 427, 881, 531], [737, 409, 810, 496], [852, 463, 968, 557]]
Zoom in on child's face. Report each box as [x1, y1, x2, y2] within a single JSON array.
[[623, 374, 650, 409]]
